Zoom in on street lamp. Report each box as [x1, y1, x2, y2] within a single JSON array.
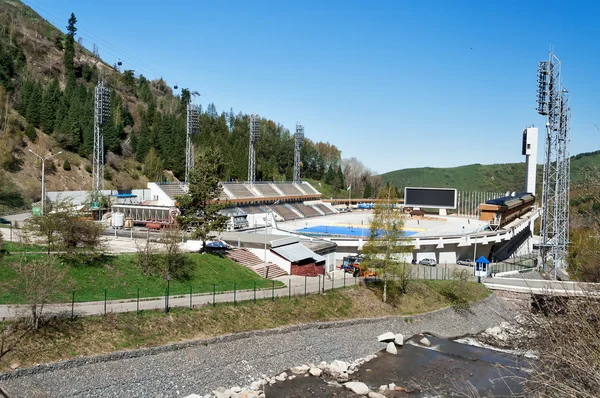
[[264, 200, 279, 278], [29, 149, 62, 215]]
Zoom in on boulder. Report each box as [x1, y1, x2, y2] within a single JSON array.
[[331, 360, 348, 373], [419, 337, 431, 347], [183, 395, 202, 398], [386, 341, 398, 354], [388, 383, 396, 390], [213, 387, 232, 398], [379, 385, 388, 392], [377, 332, 396, 342], [394, 333, 404, 346], [368, 392, 387, 398], [275, 372, 287, 382], [309, 367, 323, 377], [231, 387, 242, 393], [290, 364, 310, 374], [344, 381, 370, 395]]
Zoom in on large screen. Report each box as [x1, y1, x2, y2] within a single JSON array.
[[404, 187, 457, 209]]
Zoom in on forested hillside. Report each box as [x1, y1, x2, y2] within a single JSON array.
[[0, 0, 366, 213], [381, 150, 600, 195]]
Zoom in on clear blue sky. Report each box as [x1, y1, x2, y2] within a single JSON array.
[[25, 0, 599, 174]]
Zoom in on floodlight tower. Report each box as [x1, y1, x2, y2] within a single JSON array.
[[248, 114, 260, 184], [185, 103, 201, 185], [293, 123, 304, 183], [536, 51, 571, 275], [92, 80, 110, 192]]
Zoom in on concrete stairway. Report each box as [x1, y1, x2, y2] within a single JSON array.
[[225, 248, 287, 279]]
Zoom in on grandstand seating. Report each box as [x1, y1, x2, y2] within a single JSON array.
[[272, 204, 300, 220], [239, 205, 263, 214], [224, 184, 256, 198], [225, 248, 287, 279], [278, 183, 303, 196], [314, 203, 335, 215], [301, 183, 321, 195], [293, 203, 321, 217], [254, 183, 281, 197], [158, 183, 187, 200]]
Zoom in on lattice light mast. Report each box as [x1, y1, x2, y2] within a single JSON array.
[[248, 114, 260, 184], [293, 123, 304, 183], [185, 103, 201, 185], [536, 51, 571, 275], [92, 80, 110, 192]]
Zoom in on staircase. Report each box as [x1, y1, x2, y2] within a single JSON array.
[[225, 248, 288, 279]]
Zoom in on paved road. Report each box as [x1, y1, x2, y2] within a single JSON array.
[[0, 272, 361, 320], [484, 276, 599, 296]]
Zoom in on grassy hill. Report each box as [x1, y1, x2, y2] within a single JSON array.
[[381, 150, 600, 195]]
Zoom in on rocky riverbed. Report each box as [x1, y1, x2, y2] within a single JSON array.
[[0, 294, 518, 397]]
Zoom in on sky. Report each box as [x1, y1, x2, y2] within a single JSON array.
[[23, 0, 600, 174]]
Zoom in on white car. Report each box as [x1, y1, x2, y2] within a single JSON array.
[[456, 259, 474, 266], [419, 258, 437, 266]]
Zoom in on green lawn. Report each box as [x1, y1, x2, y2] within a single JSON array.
[[0, 253, 283, 304], [1, 241, 48, 253]]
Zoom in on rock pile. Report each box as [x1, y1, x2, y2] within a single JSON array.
[[185, 331, 408, 397]]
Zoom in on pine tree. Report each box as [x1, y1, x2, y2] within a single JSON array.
[[325, 164, 335, 185], [25, 82, 42, 128], [336, 165, 345, 190], [176, 147, 228, 251], [40, 79, 61, 133], [24, 123, 37, 142], [63, 13, 77, 75]]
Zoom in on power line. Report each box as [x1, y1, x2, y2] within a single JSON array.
[[22, 0, 176, 84]]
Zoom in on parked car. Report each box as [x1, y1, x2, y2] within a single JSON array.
[[0, 218, 10, 225], [456, 259, 474, 266], [419, 258, 437, 266]]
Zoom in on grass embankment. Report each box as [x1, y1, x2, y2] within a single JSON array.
[[0, 281, 490, 371], [0, 253, 282, 304]]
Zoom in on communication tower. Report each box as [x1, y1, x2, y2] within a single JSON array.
[[92, 80, 110, 192], [536, 51, 571, 275], [248, 114, 260, 184], [293, 123, 304, 183], [185, 103, 201, 185]]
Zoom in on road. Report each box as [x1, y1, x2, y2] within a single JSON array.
[[0, 272, 361, 320], [484, 276, 599, 296]]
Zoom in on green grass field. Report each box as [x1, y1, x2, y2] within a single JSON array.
[[0, 253, 283, 304]]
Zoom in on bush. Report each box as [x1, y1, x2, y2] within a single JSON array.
[[63, 159, 71, 171], [24, 124, 37, 142], [84, 164, 92, 174]]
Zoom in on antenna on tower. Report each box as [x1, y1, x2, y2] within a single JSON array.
[[248, 115, 260, 184], [293, 123, 304, 183], [92, 79, 110, 193], [537, 50, 571, 278]]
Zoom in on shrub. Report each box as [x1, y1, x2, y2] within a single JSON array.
[[24, 124, 37, 142], [63, 159, 71, 171], [84, 164, 92, 173]]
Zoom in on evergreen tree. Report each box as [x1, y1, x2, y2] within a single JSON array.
[[63, 13, 77, 75], [363, 179, 373, 198], [25, 82, 42, 128], [24, 123, 37, 142], [176, 147, 228, 251], [336, 165, 345, 190], [63, 159, 71, 171], [325, 164, 335, 185], [40, 79, 61, 133]]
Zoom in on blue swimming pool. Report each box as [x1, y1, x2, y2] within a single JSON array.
[[295, 225, 417, 237]]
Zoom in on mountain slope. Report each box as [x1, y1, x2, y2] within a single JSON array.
[[381, 150, 600, 194]]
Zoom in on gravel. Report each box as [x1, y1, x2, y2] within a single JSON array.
[[0, 294, 513, 398]]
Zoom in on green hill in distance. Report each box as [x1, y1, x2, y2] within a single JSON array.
[[381, 150, 600, 195]]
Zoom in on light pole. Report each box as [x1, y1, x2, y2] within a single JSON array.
[[29, 149, 62, 215], [264, 201, 279, 278]]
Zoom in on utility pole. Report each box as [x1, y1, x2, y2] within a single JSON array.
[[92, 79, 110, 192], [185, 101, 201, 185], [248, 115, 260, 184]]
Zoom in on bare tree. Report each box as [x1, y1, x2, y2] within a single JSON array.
[[10, 256, 71, 329], [361, 185, 412, 302], [161, 226, 192, 280], [135, 237, 159, 276]]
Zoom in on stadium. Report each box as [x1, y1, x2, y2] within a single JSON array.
[[47, 127, 540, 280]]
